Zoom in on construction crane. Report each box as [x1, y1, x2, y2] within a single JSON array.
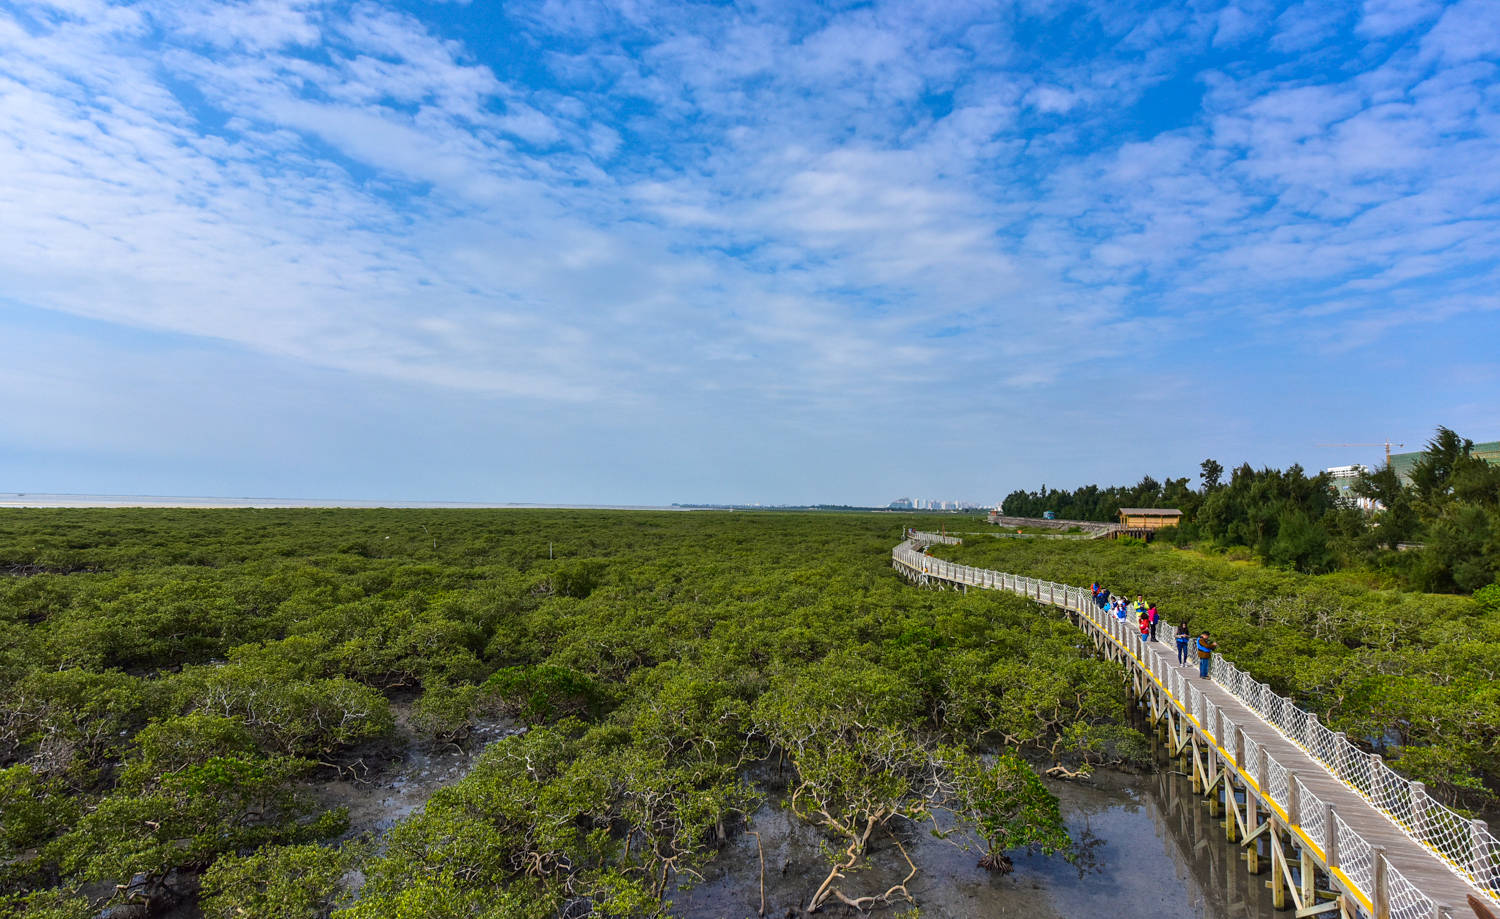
[[1316, 440, 1406, 467]]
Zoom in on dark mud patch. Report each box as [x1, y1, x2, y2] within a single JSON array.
[[671, 766, 1280, 918], [314, 702, 523, 841]]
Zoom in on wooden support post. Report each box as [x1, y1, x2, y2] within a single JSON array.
[[1301, 840, 1316, 907], [1245, 791, 1261, 874], [1270, 821, 1288, 909], [1287, 770, 1302, 827], [1226, 773, 1238, 842], [1207, 740, 1221, 816], [1372, 846, 1388, 919], [1190, 734, 1202, 794]]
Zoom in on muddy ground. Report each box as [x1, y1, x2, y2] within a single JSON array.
[[314, 702, 525, 842], [118, 711, 1283, 918], [673, 765, 1280, 918]]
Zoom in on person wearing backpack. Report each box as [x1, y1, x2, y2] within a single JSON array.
[[1175, 621, 1191, 665], [1195, 632, 1217, 678]]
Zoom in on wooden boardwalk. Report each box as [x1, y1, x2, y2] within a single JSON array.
[[893, 534, 1498, 919]]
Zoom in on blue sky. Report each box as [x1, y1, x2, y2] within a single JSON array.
[[1, 0, 1497, 505]]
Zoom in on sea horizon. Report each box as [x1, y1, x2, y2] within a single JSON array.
[[0, 492, 688, 511]]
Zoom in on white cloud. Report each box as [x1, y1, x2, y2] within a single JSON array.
[[1212, 4, 1263, 47], [0, 0, 1497, 501], [1419, 0, 1500, 65], [1357, 0, 1443, 37]]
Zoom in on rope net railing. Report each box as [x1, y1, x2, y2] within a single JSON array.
[[1299, 776, 1330, 851], [893, 536, 1498, 916]]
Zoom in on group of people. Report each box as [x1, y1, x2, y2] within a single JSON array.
[[1090, 583, 1218, 677]]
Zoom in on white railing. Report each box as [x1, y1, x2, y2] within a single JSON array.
[[893, 536, 1497, 917]]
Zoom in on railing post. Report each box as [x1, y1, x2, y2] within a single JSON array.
[[1473, 819, 1493, 889], [1373, 846, 1389, 919], [1333, 731, 1348, 778], [1305, 710, 1318, 748], [1286, 770, 1300, 826], [1233, 725, 1244, 770], [1411, 781, 1426, 841], [1257, 753, 1269, 803], [1325, 804, 1339, 868]]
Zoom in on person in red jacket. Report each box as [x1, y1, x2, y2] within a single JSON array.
[[1138, 610, 1150, 641], [1147, 603, 1160, 642]]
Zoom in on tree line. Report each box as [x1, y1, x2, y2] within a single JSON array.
[[1001, 426, 1500, 591], [929, 525, 1500, 816]]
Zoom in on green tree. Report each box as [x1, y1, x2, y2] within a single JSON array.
[[1200, 459, 1224, 491], [202, 842, 367, 919]]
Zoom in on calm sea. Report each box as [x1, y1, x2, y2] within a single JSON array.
[[0, 493, 684, 511]]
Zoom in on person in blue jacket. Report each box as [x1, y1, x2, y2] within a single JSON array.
[[1195, 632, 1218, 678]]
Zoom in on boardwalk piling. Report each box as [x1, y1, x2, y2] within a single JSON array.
[[1245, 791, 1261, 874], [1271, 822, 1288, 908], [1301, 842, 1316, 907]]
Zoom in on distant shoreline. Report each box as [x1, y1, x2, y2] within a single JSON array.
[[0, 493, 687, 511]]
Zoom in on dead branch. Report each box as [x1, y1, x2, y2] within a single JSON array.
[[1046, 764, 1091, 779], [747, 830, 765, 917]]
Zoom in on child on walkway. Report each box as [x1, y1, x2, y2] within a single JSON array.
[[1138, 611, 1150, 641]]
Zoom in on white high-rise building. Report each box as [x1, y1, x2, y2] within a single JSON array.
[[1325, 464, 1376, 510]]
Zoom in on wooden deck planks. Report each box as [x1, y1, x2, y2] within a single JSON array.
[[893, 540, 1493, 917], [1132, 635, 1480, 909]]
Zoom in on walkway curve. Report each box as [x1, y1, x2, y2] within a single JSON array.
[[894, 532, 1498, 919]]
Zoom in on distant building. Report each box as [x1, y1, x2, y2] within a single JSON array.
[[1116, 508, 1183, 531], [888, 497, 915, 509], [1324, 464, 1376, 510], [1389, 441, 1500, 485]]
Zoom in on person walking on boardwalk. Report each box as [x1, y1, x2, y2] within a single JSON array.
[[1138, 610, 1150, 641], [1195, 631, 1217, 678], [1175, 621, 1191, 665], [1147, 602, 1160, 642]]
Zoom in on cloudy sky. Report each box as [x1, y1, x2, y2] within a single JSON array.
[[1, 0, 1496, 505]]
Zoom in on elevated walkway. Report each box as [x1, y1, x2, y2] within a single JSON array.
[[895, 534, 1498, 919]]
